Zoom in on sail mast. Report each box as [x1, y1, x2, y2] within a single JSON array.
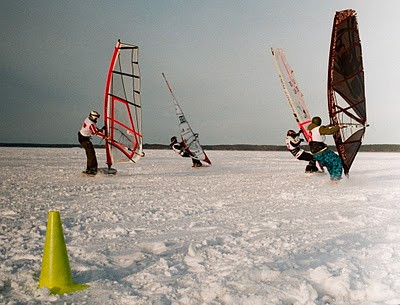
[[104, 40, 121, 168]]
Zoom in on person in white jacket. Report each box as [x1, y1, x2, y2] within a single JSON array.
[[286, 129, 318, 173], [170, 136, 202, 167], [78, 111, 106, 175]]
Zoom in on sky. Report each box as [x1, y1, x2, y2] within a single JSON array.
[[0, 1, 398, 145]]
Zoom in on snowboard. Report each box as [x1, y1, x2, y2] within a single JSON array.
[[98, 167, 117, 175], [82, 167, 117, 177]]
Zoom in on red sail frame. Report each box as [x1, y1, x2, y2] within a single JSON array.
[[327, 9, 367, 176], [103, 40, 143, 168], [103, 41, 120, 167]]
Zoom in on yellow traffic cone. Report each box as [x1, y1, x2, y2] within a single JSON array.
[[38, 210, 89, 294]]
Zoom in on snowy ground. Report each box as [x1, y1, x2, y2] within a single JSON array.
[[1, 147, 400, 305]]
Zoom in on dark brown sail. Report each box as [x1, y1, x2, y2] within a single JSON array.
[[327, 9, 367, 176]]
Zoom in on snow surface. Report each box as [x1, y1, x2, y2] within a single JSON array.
[[2, 147, 400, 305]]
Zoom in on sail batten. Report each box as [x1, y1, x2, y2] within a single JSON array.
[[103, 40, 143, 167], [112, 70, 140, 78], [327, 9, 367, 176]]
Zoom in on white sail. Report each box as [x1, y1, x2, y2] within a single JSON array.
[[271, 48, 312, 142], [162, 73, 211, 164]]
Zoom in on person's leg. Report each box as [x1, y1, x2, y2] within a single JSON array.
[[320, 150, 342, 180], [297, 151, 313, 161], [192, 158, 202, 167], [81, 140, 98, 173], [298, 151, 319, 172], [313, 153, 327, 172], [327, 151, 343, 180]]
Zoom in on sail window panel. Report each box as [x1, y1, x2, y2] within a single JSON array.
[[114, 99, 136, 141], [333, 94, 363, 142], [111, 73, 135, 104], [332, 15, 366, 123]]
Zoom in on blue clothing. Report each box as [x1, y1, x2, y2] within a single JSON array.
[[313, 149, 343, 180]]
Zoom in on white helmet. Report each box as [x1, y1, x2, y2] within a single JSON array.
[[89, 111, 100, 121]]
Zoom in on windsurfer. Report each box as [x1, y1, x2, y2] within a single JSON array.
[[78, 111, 106, 175], [170, 136, 202, 167], [307, 116, 344, 181], [286, 130, 319, 173]]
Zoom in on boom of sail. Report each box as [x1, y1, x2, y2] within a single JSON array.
[[103, 40, 143, 168], [162, 73, 211, 165], [327, 9, 367, 176], [271, 48, 312, 142]]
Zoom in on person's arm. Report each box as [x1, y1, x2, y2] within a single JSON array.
[[172, 143, 183, 152], [319, 125, 340, 135], [171, 143, 186, 156], [290, 138, 301, 147], [96, 129, 106, 139], [181, 142, 195, 158], [90, 124, 106, 139]]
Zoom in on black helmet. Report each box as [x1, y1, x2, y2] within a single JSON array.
[[311, 116, 322, 126], [287, 129, 297, 137], [170, 136, 178, 144]]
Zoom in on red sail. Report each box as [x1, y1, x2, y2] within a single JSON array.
[[103, 40, 143, 168], [327, 9, 367, 176]]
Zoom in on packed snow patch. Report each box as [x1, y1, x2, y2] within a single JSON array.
[[2, 148, 400, 304]]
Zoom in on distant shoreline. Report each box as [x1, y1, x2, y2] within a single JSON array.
[[1, 143, 400, 152]]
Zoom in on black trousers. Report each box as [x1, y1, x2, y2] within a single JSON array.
[[181, 151, 202, 166], [78, 132, 98, 171], [297, 151, 314, 162], [298, 151, 319, 172], [192, 158, 202, 166]]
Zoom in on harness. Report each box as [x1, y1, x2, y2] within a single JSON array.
[[309, 127, 327, 154]]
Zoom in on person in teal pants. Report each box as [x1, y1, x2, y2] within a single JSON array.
[[307, 117, 344, 181]]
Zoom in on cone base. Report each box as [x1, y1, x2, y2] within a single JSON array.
[[39, 283, 89, 295]]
